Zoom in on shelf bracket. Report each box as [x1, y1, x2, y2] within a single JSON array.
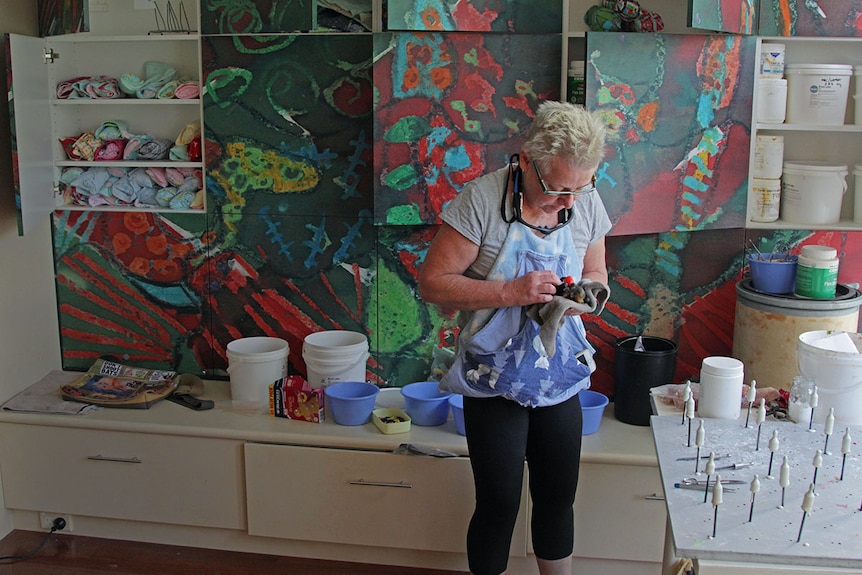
[[43, 49, 58, 64]]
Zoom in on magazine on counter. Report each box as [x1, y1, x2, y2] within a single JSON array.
[[59, 359, 177, 409]]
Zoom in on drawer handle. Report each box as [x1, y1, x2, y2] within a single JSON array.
[[645, 493, 665, 501], [87, 455, 142, 464], [349, 479, 412, 489]]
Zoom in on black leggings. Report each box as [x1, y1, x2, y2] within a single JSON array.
[[463, 394, 583, 575]]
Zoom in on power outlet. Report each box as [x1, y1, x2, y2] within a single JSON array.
[[39, 512, 72, 532]]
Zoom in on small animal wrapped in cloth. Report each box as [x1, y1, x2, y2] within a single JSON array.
[[526, 278, 610, 358]]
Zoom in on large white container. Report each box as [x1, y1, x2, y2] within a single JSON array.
[[226, 337, 289, 407], [749, 177, 781, 223], [855, 66, 862, 125], [785, 64, 852, 125], [753, 135, 784, 179], [780, 161, 848, 225], [759, 43, 785, 77], [302, 330, 369, 388], [797, 330, 862, 425], [697, 356, 744, 419], [756, 77, 787, 123]]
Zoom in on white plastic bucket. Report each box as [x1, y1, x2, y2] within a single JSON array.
[[302, 330, 369, 388], [756, 77, 787, 123], [226, 337, 289, 406], [760, 43, 785, 77], [786, 64, 852, 125], [780, 161, 848, 225], [749, 177, 781, 223], [753, 135, 784, 179], [797, 330, 862, 425]]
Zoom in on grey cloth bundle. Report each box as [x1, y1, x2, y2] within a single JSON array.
[[526, 280, 610, 358]]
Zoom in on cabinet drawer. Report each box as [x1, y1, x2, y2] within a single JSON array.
[[245, 443, 528, 555], [0, 423, 245, 530], [571, 463, 666, 563]]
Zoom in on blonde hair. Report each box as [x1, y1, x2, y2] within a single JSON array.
[[522, 101, 607, 172]]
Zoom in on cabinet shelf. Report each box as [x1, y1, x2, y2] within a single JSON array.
[[53, 99, 200, 106], [757, 123, 862, 133], [57, 160, 202, 168]]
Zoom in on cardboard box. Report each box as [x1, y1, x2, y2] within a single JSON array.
[[269, 376, 325, 423]]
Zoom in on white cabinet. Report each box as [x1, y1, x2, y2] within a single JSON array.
[[0, 423, 246, 530], [748, 36, 862, 230], [7, 0, 203, 235], [244, 442, 529, 556]]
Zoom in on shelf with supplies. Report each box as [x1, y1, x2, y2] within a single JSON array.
[[7, 2, 204, 235], [747, 36, 862, 231]]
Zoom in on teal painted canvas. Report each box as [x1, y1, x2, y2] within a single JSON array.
[[386, 0, 562, 33]]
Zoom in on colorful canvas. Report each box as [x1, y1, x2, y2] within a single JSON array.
[[200, 0, 317, 34], [386, 0, 562, 33], [202, 34, 373, 220], [4, 36, 23, 236], [588, 32, 755, 236], [688, 0, 756, 34], [37, 0, 88, 37], [759, 0, 862, 36], [374, 32, 561, 225]]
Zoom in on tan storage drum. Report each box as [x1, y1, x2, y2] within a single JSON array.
[[733, 279, 862, 391]]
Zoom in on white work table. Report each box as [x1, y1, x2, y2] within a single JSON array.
[[651, 412, 862, 575]]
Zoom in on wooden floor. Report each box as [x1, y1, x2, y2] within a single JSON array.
[[0, 530, 467, 574]]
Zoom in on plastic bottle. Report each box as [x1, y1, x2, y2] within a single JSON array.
[[567, 61, 586, 106], [795, 245, 839, 299]]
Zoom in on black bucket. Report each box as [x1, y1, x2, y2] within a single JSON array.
[[613, 336, 678, 426]]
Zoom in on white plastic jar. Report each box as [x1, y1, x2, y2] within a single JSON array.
[[795, 245, 839, 299], [697, 356, 744, 420]]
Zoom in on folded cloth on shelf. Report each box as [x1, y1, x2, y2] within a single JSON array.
[[175, 120, 201, 145], [526, 280, 610, 358], [72, 133, 101, 161], [137, 138, 173, 160], [119, 61, 177, 99], [94, 120, 132, 141], [93, 139, 127, 161], [174, 81, 200, 99], [169, 144, 188, 162], [156, 79, 180, 99], [56, 75, 123, 99], [122, 135, 151, 160]]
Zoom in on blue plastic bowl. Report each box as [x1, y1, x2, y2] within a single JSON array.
[[324, 381, 379, 426], [449, 394, 466, 436], [580, 390, 609, 435], [401, 382, 452, 426]]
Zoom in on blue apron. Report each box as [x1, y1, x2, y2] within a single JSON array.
[[441, 221, 595, 407]]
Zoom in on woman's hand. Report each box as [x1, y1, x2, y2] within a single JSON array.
[[504, 270, 561, 306]]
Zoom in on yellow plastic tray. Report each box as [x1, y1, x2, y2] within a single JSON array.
[[372, 407, 411, 434]]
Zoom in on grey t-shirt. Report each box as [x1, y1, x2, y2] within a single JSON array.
[[440, 166, 613, 281]]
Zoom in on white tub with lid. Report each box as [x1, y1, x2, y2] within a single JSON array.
[[785, 64, 852, 125], [780, 161, 847, 225]]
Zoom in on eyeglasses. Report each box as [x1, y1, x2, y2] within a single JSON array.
[[534, 162, 596, 196]]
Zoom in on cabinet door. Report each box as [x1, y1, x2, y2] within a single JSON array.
[[0, 424, 246, 530], [6, 33, 55, 236], [571, 463, 666, 563], [245, 443, 528, 555]]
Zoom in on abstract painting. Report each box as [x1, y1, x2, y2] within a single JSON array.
[[588, 32, 755, 236], [200, 0, 317, 34], [374, 32, 561, 225], [688, 0, 756, 34], [759, 0, 862, 36], [386, 0, 562, 33]]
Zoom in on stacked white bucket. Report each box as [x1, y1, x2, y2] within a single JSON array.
[[781, 60, 852, 225], [302, 330, 369, 387], [751, 43, 786, 222], [226, 337, 289, 407]]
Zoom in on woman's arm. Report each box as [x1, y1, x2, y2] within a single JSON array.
[[418, 223, 561, 311]]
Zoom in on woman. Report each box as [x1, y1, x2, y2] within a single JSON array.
[[418, 101, 611, 575]]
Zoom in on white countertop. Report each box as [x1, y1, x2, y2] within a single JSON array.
[[0, 372, 657, 466]]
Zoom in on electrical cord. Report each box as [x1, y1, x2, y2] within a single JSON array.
[[0, 517, 66, 562]]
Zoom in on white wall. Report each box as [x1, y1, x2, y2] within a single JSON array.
[[0, 0, 61, 536]]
